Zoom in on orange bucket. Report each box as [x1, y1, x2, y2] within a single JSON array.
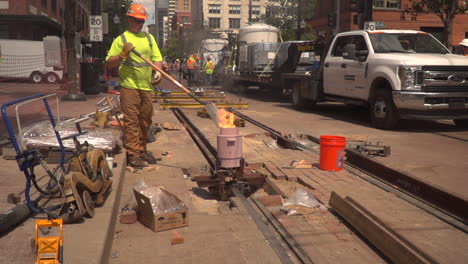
[[319, 135, 346, 171]]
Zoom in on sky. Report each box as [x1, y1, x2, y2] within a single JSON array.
[[137, 0, 156, 24]]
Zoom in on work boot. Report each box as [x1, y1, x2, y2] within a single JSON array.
[[128, 156, 148, 169], [140, 151, 157, 164]]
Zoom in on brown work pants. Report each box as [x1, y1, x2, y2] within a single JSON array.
[[120, 87, 153, 159]]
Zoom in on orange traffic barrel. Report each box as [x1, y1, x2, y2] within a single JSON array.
[[319, 135, 346, 171]]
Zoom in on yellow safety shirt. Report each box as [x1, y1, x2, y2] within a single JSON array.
[[106, 30, 162, 91], [205, 61, 214, 74]]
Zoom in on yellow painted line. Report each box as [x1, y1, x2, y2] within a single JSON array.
[[153, 97, 226, 101], [153, 92, 217, 95], [159, 103, 249, 109]]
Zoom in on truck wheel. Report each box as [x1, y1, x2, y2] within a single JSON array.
[[453, 119, 468, 128], [370, 89, 399, 129], [30, 72, 43, 83], [292, 87, 308, 110], [45, 73, 59, 83]]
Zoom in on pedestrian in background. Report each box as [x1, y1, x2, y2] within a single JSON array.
[[105, 3, 162, 168], [204, 57, 215, 85], [186, 54, 197, 86]]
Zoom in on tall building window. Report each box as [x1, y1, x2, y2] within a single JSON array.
[[229, 5, 241, 14], [208, 4, 221, 14], [209, 18, 221, 28], [374, 0, 400, 9], [41, 0, 47, 9], [252, 6, 260, 15], [229, 18, 240, 29]]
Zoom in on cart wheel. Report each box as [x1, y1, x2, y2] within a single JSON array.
[[82, 190, 95, 218]]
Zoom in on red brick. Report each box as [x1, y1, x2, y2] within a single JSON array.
[[265, 164, 286, 180], [257, 195, 283, 207], [171, 231, 184, 245], [119, 209, 137, 224]]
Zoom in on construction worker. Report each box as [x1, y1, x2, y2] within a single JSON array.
[[204, 57, 215, 85], [105, 3, 162, 168], [186, 54, 197, 86], [460, 39, 468, 56]]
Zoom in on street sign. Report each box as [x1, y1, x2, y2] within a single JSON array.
[[90, 28, 103, 42], [364, 21, 377, 31], [89, 15, 103, 42], [89, 15, 103, 29]]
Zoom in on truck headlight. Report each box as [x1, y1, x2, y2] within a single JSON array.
[[398, 66, 422, 90]]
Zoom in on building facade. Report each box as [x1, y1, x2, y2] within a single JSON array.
[[310, 0, 468, 46], [203, 0, 273, 33], [0, 0, 63, 40]]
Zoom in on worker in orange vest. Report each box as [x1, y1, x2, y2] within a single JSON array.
[[204, 57, 215, 85], [186, 54, 197, 86]]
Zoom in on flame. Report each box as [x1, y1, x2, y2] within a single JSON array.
[[218, 109, 235, 128]]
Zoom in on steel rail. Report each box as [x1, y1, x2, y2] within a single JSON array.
[[171, 108, 217, 169], [172, 108, 310, 263], [230, 110, 468, 231], [231, 187, 306, 264]]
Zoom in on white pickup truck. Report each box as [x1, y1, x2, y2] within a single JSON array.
[[290, 30, 468, 129]]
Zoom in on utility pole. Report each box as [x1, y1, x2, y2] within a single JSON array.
[[334, 0, 340, 34], [91, 0, 103, 63], [62, 0, 86, 101]]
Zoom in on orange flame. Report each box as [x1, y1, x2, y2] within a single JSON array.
[[218, 109, 235, 128]]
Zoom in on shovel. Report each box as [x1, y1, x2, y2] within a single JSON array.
[[131, 50, 219, 126]]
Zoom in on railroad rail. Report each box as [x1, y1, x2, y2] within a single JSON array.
[[230, 109, 468, 232], [171, 108, 313, 264]]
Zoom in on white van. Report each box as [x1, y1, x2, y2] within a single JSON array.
[[0, 36, 63, 83]]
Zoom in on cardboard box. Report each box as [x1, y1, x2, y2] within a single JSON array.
[[134, 187, 189, 232]]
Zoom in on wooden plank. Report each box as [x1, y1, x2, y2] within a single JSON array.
[[329, 192, 438, 264]]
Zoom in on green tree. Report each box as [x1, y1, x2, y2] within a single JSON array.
[[407, 0, 467, 49], [258, 0, 316, 41], [162, 31, 181, 60]]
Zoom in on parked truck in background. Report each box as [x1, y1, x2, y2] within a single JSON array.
[[0, 36, 63, 83], [224, 27, 468, 129], [288, 30, 468, 129]]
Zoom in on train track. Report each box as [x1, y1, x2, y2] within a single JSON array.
[[171, 108, 314, 264], [230, 109, 468, 233]]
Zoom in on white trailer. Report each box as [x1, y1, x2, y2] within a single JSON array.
[[0, 36, 63, 83]]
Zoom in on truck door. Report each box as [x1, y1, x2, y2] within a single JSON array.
[[324, 36, 353, 97], [344, 35, 369, 100]]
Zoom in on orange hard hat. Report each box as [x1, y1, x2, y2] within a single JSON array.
[[127, 3, 148, 20]]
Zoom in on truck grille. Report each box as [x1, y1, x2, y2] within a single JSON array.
[[421, 66, 468, 71], [422, 86, 468, 93], [417, 67, 468, 88]]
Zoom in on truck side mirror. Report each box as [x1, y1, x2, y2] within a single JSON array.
[[355, 50, 369, 62], [343, 44, 356, 60]]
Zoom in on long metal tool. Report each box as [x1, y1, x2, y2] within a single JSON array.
[[131, 49, 219, 125]]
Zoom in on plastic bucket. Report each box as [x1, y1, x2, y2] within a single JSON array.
[[319, 135, 346, 172]]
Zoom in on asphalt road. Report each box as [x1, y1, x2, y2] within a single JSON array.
[[224, 87, 468, 199]]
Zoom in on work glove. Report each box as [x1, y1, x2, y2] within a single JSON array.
[[119, 43, 135, 59], [152, 70, 162, 85]]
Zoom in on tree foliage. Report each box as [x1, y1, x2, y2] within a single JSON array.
[[257, 0, 317, 41], [406, 0, 467, 48]]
